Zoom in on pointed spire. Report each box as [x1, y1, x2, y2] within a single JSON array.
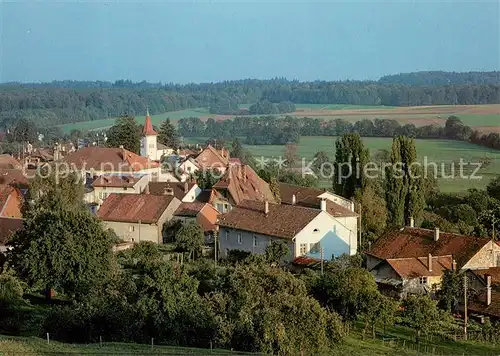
[[143, 108, 157, 136]]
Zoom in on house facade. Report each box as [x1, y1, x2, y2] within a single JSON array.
[[140, 110, 174, 161], [218, 200, 357, 260], [85, 175, 149, 205], [366, 225, 499, 298], [97, 193, 181, 244]]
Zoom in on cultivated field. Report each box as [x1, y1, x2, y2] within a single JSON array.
[[183, 136, 500, 193], [58, 104, 500, 133]]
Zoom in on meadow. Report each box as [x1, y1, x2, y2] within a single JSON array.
[[1, 324, 498, 356], [184, 136, 500, 193]]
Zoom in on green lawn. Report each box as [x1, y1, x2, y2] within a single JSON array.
[[2, 325, 498, 356], [184, 136, 500, 193]]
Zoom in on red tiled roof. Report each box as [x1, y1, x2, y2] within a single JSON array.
[[0, 185, 19, 212], [218, 200, 319, 239], [367, 227, 490, 268], [0, 217, 23, 246], [63, 147, 158, 172], [213, 165, 276, 205], [147, 181, 196, 200], [143, 113, 157, 136], [97, 193, 177, 224], [468, 290, 500, 319], [292, 256, 322, 268], [471, 267, 500, 287], [279, 183, 357, 217], [195, 145, 229, 170], [0, 169, 32, 188], [198, 204, 219, 232], [174, 202, 206, 217], [0, 155, 22, 170], [92, 175, 142, 188], [386, 256, 453, 279]]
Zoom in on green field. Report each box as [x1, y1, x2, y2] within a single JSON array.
[[184, 136, 500, 193], [58, 104, 499, 133]]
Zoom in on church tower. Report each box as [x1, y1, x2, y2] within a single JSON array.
[[140, 109, 158, 160]]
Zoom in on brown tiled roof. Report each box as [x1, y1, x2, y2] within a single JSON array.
[[97, 193, 177, 224], [178, 148, 199, 157], [279, 183, 357, 218], [63, 147, 158, 172], [367, 227, 490, 268], [147, 181, 195, 200], [174, 202, 206, 217], [30, 148, 54, 161], [195, 145, 229, 170], [385, 256, 453, 279], [468, 290, 500, 318], [0, 169, 32, 189], [292, 256, 322, 268], [218, 200, 319, 239], [471, 267, 500, 287], [92, 175, 142, 188], [0, 155, 22, 170], [0, 217, 23, 246], [198, 204, 219, 232], [213, 165, 276, 205]]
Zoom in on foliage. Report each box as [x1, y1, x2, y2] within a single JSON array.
[[157, 118, 180, 149], [401, 295, 444, 341], [264, 240, 289, 264], [385, 136, 425, 227], [8, 171, 114, 299], [436, 270, 463, 312], [334, 132, 370, 199], [248, 100, 295, 115], [195, 168, 221, 190], [106, 115, 141, 154], [279, 171, 318, 187], [268, 177, 281, 203], [354, 185, 387, 242], [175, 223, 205, 260], [284, 143, 299, 166]]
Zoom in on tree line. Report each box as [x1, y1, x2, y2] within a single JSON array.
[[177, 114, 500, 150], [1, 72, 498, 128]]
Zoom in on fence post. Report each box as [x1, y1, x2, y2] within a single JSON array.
[[99, 335, 102, 348], [210, 340, 212, 352], [46, 333, 50, 345], [151, 337, 154, 351]]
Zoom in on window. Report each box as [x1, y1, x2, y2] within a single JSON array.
[[123, 187, 128, 191], [216, 203, 224, 213], [237, 233, 242, 244], [310, 242, 321, 254], [225, 231, 229, 241], [253, 235, 258, 247], [149, 143, 155, 148], [187, 166, 192, 172], [129, 225, 135, 232], [313, 228, 320, 233], [419, 277, 428, 285], [299, 243, 308, 255]]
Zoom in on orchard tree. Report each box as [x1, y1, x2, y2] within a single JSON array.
[[175, 222, 205, 260], [158, 118, 180, 149], [402, 295, 441, 342], [106, 115, 141, 154], [8, 171, 114, 300]]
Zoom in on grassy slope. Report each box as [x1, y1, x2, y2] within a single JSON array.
[[1, 326, 498, 356]]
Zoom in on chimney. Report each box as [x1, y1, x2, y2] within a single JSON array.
[[264, 200, 269, 215], [428, 253, 432, 272], [144, 184, 150, 195], [320, 199, 327, 212], [292, 194, 296, 205], [452, 259, 457, 271], [409, 217, 414, 228], [119, 145, 126, 162], [434, 227, 440, 242], [184, 181, 189, 193], [486, 274, 492, 306]]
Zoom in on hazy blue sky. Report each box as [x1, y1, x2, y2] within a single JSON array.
[[0, 1, 499, 83]]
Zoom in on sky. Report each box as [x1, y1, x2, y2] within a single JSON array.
[[0, 0, 499, 84]]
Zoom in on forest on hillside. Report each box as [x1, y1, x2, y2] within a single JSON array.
[[0, 72, 498, 128]]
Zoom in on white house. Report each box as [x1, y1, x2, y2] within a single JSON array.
[[84, 175, 149, 205], [218, 199, 357, 260]]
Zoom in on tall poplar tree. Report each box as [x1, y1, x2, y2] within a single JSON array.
[[385, 136, 425, 227], [333, 132, 370, 199]]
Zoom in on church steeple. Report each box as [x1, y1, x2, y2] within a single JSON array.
[[143, 108, 157, 136]]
